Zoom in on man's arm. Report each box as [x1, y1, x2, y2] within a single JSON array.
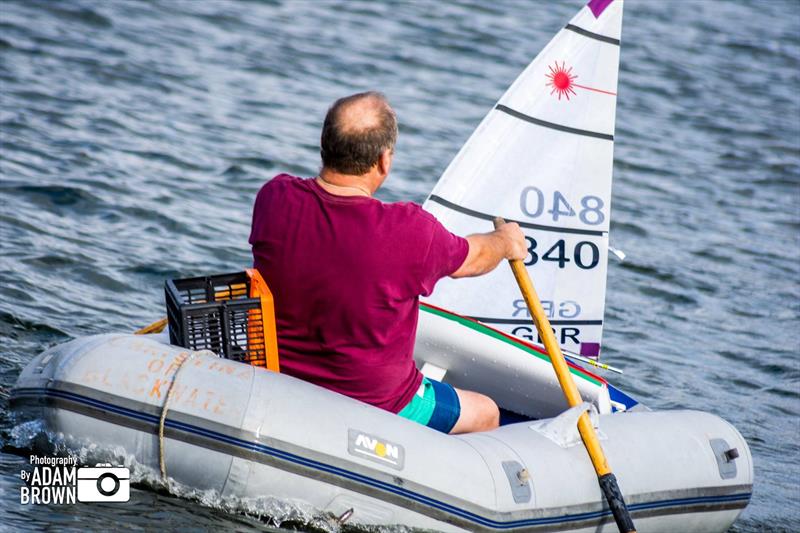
[[450, 221, 527, 278]]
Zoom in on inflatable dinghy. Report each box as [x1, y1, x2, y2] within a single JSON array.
[[11, 305, 752, 532]]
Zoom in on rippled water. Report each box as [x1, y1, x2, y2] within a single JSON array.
[[1, 0, 798, 531]]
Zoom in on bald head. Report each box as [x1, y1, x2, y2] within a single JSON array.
[[335, 92, 390, 132], [320, 92, 398, 176]]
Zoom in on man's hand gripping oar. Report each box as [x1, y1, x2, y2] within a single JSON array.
[[493, 217, 636, 533]]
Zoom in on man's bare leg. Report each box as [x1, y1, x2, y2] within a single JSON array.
[[449, 388, 500, 434]]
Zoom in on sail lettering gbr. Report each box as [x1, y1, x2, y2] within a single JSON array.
[[511, 324, 584, 346]]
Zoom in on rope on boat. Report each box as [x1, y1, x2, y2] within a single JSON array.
[[158, 351, 196, 483]]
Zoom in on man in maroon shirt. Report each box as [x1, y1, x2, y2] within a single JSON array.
[[250, 92, 526, 434]]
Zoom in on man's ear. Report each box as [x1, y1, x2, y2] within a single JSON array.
[[377, 149, 393, 177]]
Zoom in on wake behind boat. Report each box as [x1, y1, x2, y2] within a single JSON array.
[[9, 0, 753, 531]]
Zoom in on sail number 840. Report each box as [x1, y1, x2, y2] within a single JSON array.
[[520, 186, 605, 225], [525, 237, 599, 269]]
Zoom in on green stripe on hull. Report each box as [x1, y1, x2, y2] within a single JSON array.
[[420, 304, 603, 387]]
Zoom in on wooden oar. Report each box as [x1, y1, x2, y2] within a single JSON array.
[[134, 287, 247, 335], [135, 317, 167, 335], [494, 217, 636, 533]]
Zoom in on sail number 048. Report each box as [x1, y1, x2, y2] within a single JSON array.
[[525, 237, 599, 269], [520, 186, 605, 225]]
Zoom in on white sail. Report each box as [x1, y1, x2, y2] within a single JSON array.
[[423, 0, 623, 360]]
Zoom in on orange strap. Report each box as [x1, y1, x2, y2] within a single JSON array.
[[246, 268, 280, 372]]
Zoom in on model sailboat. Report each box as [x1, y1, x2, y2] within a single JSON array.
[[424, 0, 623, 361]]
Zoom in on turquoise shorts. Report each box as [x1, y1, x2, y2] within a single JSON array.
[[398, 377, 461, 433]]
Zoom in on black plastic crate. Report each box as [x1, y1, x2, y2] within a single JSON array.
[[165, 272, 268, 366]]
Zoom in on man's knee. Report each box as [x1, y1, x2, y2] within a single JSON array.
[[478, 394, 500, 431], [451, 389, 500, 434]]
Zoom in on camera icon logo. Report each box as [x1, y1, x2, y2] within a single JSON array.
[[76, 463, 130, 502]]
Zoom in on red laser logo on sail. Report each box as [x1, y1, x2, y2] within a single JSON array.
[[546, 61, 577, 100], [545, 61, 617, 100]]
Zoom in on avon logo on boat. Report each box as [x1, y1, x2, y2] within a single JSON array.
[[347, 429, 405, 470]]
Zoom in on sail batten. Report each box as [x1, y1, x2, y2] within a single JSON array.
[[422, 0, 624, 360], [495, 104, 615, 140], [563, 24, 621, 45], [427, 195, 607, 237]]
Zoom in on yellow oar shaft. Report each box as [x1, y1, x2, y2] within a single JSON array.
[[507, 258, 611, 474], [135, 317, 168, 335], [495, 218, 635, 532]]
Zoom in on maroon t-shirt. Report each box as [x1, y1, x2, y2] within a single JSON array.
[[249, 174, 469, 413]]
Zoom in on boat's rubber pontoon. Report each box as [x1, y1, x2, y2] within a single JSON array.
[[11, 308, 752, 532]]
